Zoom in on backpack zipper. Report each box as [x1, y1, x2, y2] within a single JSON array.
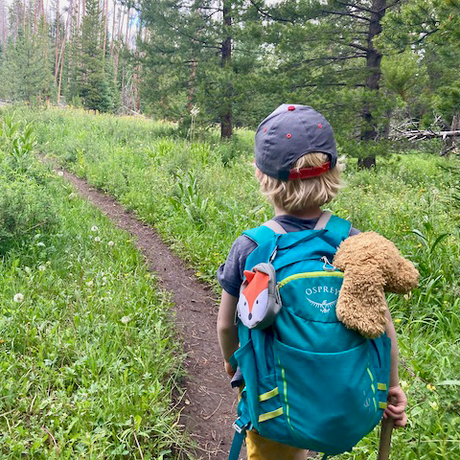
[[278, 271, 343, 289]]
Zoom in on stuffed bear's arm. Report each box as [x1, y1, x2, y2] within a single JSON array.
[[335, 264, 387, 339]]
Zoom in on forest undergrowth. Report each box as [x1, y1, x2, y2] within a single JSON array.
[[3, 106, 460, 459]]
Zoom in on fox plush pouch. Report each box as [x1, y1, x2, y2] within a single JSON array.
[[237, 262, 282, 329]]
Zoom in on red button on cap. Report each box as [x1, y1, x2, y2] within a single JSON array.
[[288, 106, 295, 111]]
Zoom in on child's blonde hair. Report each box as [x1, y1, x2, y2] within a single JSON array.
[[258, 153, 344, 212]]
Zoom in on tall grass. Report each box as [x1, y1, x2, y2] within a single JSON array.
[[9, 106, 460, 459], [0, 111, 186, 459]]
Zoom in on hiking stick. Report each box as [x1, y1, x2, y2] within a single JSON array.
[[377, 396, 397, 460]]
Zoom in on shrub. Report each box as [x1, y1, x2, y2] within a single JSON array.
[[0, 114, 59, 255]]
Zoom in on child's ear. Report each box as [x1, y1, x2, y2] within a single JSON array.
[[254, 167, 263, 182]]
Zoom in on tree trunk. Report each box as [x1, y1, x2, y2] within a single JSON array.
[[54, 0, 59, 84], [441, 115, 460, 156], [57, 0, 72, 105], [102, 0, 108, 58], [358, 0, 386, 169], [110, 0, 116, 57], [125, 7, 130, 48], [220, 0, 232, 139], [22, 0, 26, 35], [187, 59, 197, 113]]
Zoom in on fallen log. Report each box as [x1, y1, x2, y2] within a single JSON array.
[[392, 129, 460, 140]]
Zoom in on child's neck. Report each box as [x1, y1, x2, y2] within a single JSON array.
[[274, 206, 323, 220]]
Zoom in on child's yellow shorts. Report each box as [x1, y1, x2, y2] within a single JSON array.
[[237, 386, 316, 459], [246, 429, 314, 459]]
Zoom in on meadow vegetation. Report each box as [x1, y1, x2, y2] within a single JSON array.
[[0, 109, 185, 459], [3, 106, 460, 459]]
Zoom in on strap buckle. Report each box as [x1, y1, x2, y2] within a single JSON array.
[[232, 417, 251, 434]]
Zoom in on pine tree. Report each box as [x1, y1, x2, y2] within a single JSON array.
[[140, 0, 260, 138], [78, 0, 116, 112], [0, 13, 53, 103]]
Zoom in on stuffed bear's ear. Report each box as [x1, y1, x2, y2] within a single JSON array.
[[336, 266, 387, 339]]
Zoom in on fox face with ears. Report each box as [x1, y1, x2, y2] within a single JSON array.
[[237, 263, 281, 330]]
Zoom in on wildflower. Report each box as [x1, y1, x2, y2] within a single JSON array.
[[94, 236, 101, 242], [57, 171, 64, 177], [38, 265, 46, 272], [190, 105, 200, 117], [91, 226, 99, 232], [108, 241, 114, 247], [121, 315, 131, 324], [394, 318, 402, 323], [86, 280, 94, 287], [429, 401, 439, 411], [426, 383, 437, 392], [14, 293, 24, 303]]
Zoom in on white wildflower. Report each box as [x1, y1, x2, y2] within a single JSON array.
[[121, 315, 131, 324], [14, 293, 24, 303], [190, 105, 200, 117], [429, 401, 439, 411], [108, 241, 114, 247], [94, 236, 101, 242], [91, 226, 99, 232], [57, 171, 64, 177], [38, 265, 46, 272]]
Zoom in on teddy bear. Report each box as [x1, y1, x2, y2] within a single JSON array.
[[332, 231, 419, 339]]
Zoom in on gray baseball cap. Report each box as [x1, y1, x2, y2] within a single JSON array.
[[255, 104, 338, 180]]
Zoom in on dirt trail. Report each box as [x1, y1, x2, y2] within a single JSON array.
[[56, 166, 236, 459]]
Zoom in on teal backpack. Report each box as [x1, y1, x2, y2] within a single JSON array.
[[229, 214, 391, 459]]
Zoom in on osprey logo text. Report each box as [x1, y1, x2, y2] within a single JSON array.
[[305, 285, 339, 313]]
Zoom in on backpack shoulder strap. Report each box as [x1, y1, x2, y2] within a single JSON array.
[[243, 225, 276, 246], [314, 211, 333, 230], [242, 224, 280, 269], [263, 219, 287, 234], [317, 212, 352, 248]]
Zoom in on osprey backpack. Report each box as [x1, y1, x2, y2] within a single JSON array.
[[229, 213, 391, 459]]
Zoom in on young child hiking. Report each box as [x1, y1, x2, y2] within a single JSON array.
[[217, 104, 407, 460]]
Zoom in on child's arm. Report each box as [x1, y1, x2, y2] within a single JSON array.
[[217, 290, 239, 377], [384, 307, 408, 428]]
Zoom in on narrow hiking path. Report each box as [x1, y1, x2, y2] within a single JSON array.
[[53, 165, 236, 459]]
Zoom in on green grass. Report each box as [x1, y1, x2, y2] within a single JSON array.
[[0, 113, 186, 458], [6, 106, 460, 459]]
